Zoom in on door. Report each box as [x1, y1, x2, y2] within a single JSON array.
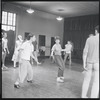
[[39, 35, 45, 56], [5, 30, 15, 62]]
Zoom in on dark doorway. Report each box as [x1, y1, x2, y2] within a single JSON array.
[[38, 35, 45, 62], [4, 30, 15, 63], [39, 35, 45, 46]]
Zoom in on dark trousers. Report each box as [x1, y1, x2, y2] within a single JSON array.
[[54, 55, 65, 77]]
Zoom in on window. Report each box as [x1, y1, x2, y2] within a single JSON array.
[[2, 11, 16, 31]]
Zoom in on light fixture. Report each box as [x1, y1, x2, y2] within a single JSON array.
[[26, 2, 34, 14], [56, 16, 63, 21]]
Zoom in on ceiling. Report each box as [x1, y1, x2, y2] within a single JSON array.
[[4, 1, 99, 18]]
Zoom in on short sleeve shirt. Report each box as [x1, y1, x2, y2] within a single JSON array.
[[20, 41, 34, 61], [83, 34, 99, 63], [52, 44, 62, 55], [65, 44, 72, 53]]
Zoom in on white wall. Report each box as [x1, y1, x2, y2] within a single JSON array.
[[2, 2, 64, 56]]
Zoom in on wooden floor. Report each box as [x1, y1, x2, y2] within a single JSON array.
[[2, 59, 90, 98]]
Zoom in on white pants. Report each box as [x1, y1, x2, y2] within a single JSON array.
[[17, 59, 33, 83], [82, 63, 99, 98]]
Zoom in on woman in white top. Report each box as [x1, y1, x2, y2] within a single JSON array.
[[12, 35, 23, 67], [50, 36, 65, 83], [64, 41, 73, 66], [2, 32, 9, 70]]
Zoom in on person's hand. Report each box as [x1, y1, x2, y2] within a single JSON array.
[[83, 64, 88, 71]]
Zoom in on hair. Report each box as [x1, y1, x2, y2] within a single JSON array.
[[2, 32, 7, 38], [95, 25, 99, 33], [89, 34, 94, 37], [55, 36, 60, 41], [26, 33, 35, 40]]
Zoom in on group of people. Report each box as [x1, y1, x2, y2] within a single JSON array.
[[2, 32, 41, 70], [51, 40, 73, 66], [2, 25, 99, 98]]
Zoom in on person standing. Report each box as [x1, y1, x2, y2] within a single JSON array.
[[31, 40, 41, 65], [2, 32, 9, 70], [64, 41, 73, 66], [14, 33, 37, 88], [50, 36, 65, 82], [12, 35, 23, 67], [81, 25, 99, 98]]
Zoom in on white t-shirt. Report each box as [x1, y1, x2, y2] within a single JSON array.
[[52, 44, 62, 55], [65, 44, 72, 54], [20, 41, 34, 61]]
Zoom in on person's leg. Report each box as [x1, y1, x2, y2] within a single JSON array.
[[64, 53, 68, 64], [14, 59, 28, 86], [81, 63, 92, 98], [2, 52, 7, 69], [55, 55, 64, 82], [90, 63, 99, 98], [34, 51, 41, 65], [60, 56, 65, 77], [27, 61, 33, 82], [69, 53, 71, 66]]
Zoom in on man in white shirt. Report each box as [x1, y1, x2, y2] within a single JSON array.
[[81, 25, 99, 98], [14, 33, 37, 89]]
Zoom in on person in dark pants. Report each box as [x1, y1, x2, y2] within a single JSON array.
[[50, 36, 65, 82]]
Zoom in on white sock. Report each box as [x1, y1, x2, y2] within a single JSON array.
[[15, 81, 19, 85]]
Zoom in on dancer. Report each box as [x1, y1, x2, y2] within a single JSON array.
[[81, 25, 99, 98], [14, 33, 38, 89], [64, 41, 73, 66], [12, 35, 23, 67], [50, 36, 65, 82], [31, 40, 41, 65], [2, 32, 9, 70]]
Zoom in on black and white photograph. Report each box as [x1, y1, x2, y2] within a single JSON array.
[[1, 1, 99, 98]]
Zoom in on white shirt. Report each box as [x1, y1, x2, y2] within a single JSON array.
[[65, 44, 72, 54], [20, 41, 34, 61], [2, 38, 8, 51], [52, 44, 62, 55], [15, 40, 23, 51], [83, 34, 99, 63]]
